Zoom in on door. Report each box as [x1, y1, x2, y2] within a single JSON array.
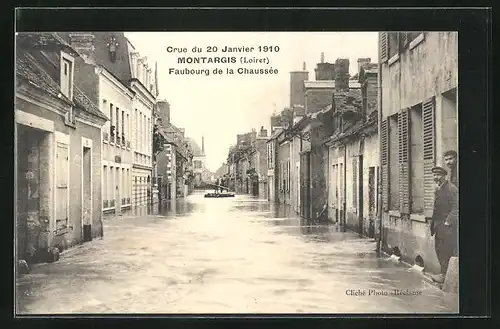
[[300, 153, 311, 219], [358, 155, 364, 236], [296, 162, 300, 212], [368, 167, 376, 238], [82, 146, 92, 241], [115, 167, 120, 214]]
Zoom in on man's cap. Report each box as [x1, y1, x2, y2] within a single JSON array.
[[444, 150, 457, 157], [431, 166, 448, 175]]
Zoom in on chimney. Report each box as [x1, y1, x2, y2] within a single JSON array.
[[303, 61, 306, 71], [201, 136, 205, 154], [320, 52, 324, 63], [335, 58, 350, 90], [357, 58, 371, 74], [259, 126, 268, 137], [67, 32, 96, 64], [156, 100, 171, 125], [292, 105, 305, 125]]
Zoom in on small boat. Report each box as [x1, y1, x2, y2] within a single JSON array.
[[204, 192, 235, 198]]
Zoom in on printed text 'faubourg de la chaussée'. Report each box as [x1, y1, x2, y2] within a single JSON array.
[[166, 45, 281, 76]]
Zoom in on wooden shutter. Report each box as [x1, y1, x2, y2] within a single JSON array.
[[379, 32, 389, 64], [381, 118, 389, 211], [56, 142, 69, 229], [423, 97, 436, 218], [352, 158, 357, 209], [398, 108, 411, 214]]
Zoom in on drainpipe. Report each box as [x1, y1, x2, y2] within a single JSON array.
[[376, 60, 383, 254]]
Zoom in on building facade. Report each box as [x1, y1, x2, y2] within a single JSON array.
[[128, 44, 158, 208], [379, 32, 458, 273], [15, 33, 108, 264]]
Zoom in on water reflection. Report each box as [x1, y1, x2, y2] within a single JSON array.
[[17, 191, 458, 314]]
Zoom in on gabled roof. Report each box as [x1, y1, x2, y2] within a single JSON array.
[[16, 40, 108, 121]]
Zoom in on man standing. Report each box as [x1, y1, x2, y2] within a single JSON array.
[[443, 150, 458, 188], [430, 166, 459, 283]]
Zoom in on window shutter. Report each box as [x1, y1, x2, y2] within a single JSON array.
[[398, 108, 411, 214], [423, 97, 436, 218], [381, 118, 389, 211], [352, 158, 357, 209], [379, 32, 389, 64], [56, 142, 69, 229]]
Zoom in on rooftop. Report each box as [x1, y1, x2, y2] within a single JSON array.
[[16, 35, 107, 121], [304, 80, 361, 89]]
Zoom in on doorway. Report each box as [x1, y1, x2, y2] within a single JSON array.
[[300, 152, 311, 219], [368, 166, 376, 238], [82, 146, 92, 242], [358, 155, 364, 236], [16, 125, 42, 261]]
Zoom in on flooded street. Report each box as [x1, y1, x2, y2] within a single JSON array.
[[16, 192, 458, 314]]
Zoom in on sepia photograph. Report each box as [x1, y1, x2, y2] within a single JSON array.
[[15, 29, 459, 314]]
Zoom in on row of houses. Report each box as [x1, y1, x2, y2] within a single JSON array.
[[224, 128, 269, 197], [15, 32, 199, 266], [225, 32, 458, 275]]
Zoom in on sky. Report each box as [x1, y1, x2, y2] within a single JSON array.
[[125, 32, 378, 172]]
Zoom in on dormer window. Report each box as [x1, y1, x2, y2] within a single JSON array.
[[60, 51, 74, 99]]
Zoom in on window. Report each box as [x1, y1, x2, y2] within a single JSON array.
[[60, 52, 74, 99], [388, 32, 399, 59], [116, 107, 120, 144], [122, 110, 125, 142], [103, 166, 108, 208], [110, 103, 114, 140], [410, 104, 424, 213]]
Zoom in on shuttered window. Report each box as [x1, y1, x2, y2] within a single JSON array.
[[56, 142, 69, 229], [423, 97, 436, 218], [352, 158, 357, 209], [398, 108, 411, 214], [381, 118, 389, 211], [379, 32, 389, 64]]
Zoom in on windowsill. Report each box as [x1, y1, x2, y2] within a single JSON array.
[[410, 213, 427, 222], [388, 53, 400, 66], [388, 210, 401, 217], [409, 33, 425, 50], [103, 140, 109, 144], [110, 142, 115, 146]]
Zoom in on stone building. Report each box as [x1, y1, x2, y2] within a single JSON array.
[[378, 32, 458, 274], [154, 101, 194, 201], [60, 32, 159, 213], [324, 59, 379, 237], [15, 33, 108, 264], [127, 40, 158, 208]]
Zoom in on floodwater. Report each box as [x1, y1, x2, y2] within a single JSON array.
[[16, 191, 458, 314]]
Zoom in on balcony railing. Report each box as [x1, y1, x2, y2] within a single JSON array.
[[121, 198, 127, 205], [103, 200, 109, 208]]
